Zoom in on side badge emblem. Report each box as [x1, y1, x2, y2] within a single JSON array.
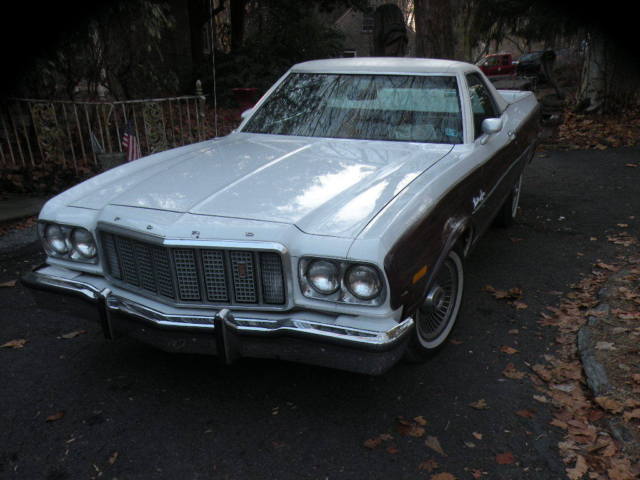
[[472, 190, 486, 211]]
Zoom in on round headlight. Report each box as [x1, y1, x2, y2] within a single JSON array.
[[70, 228, 97, 258], [306, 260, 340, 294], [345, 265, 382, 300], [44, 224, 70, 254]]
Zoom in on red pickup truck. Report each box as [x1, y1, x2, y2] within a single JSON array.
[[476, 53, 516, 76]]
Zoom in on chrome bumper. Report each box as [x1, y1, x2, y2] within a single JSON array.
[[22, 265, 414, 374]]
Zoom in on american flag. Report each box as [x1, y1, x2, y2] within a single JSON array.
[[121, 120, 142, 161]]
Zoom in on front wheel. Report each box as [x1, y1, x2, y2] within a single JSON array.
[[404, 250, 464, 362]]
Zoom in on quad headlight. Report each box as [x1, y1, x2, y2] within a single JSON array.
[[299, 257, 385, 306], [306, 260, 340, 295], [70, 228, 97, 259], [345, 264, 382, 300], [40, 223, 98, 263]]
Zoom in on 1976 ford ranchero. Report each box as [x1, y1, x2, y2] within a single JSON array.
[[23, 58, 540, 374]]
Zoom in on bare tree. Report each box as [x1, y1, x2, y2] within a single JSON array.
[[414, 0, 455, 59]]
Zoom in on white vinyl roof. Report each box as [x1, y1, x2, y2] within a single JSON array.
[[291, 57, 477, 75], [290, 57, 509, 113]]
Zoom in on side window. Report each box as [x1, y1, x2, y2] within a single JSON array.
[[466, 73, 499, 139]]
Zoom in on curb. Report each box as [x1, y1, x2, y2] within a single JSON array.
[[577, 270, 637, 446], [577, 306, 611, 396]]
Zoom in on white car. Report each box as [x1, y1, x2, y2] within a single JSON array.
[[24, 58, 540, 374]]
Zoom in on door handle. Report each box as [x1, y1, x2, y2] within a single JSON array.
[[507, 130, 516, 140]]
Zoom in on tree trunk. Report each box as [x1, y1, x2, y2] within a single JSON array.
[[187, 0, 207, 82], [230, 0, 248, 52], [414, 0, 455, 59], [576, 31, 608, 113]]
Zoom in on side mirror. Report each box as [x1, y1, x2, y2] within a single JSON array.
[[241, 108, 254, 121], [480, 118, 503, 144]]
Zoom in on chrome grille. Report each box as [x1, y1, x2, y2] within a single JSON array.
[[201, 250, 229, 302], [99, 231, 286, 307], [173, 249, 201, 301]]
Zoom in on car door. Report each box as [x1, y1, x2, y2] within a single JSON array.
[[462, 72, 520, 237]]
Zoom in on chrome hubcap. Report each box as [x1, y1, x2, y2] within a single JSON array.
[[425, 285, 445, 312], [417, 258, 459, 342]]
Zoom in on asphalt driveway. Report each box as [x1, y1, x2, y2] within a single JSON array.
[[1, 146, 639, 480]]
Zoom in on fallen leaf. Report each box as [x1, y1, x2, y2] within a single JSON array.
[[418, 459, 439, 472], [363, 437, 382, 449], [566, 455, 588, 480], [533, 394, 549, 403], [396, 417, 425, 437], [594, 341, 616, 351], [532, 364, 553, 382], [595, 262, 619, 272], [515, 409, 535, 418], [471, 432, 483, 440], [469, 399, 488, 410], [46, 411, 65, 422], [502, 363, 526, 380], [425, 435, 447, 456], [363, 433, 393, 449], [60, 330, 88, 339], [622, 409, 640, 422], [386, 446, 400, 454], [0, 280, 17, 288], [500, 346, 519, 355], [512, 301, 528, 310], [108, 451, 118, 465], [595, 396, 624, 414], [1, 338, 27, 349], [550, 418, 568, 429], [430, 473, 456, 480], [413, 416, 428, 426], [495, 452, 516, 465], [607, 458, 636, 480]]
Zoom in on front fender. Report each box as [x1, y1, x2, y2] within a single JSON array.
[[384, 212, 472, 315]]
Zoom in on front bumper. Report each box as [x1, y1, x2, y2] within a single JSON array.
[[22, 265, 413, 374]]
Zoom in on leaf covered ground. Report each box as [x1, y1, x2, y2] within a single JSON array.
[[532, 230, 640, 479]]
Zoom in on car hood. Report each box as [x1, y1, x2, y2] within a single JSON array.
[[69, 133, 453, 238]]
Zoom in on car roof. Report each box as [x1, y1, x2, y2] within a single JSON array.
[[291, 57, 477, 75]]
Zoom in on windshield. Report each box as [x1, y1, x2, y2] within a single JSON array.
[[242, 73, 463, 144]]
